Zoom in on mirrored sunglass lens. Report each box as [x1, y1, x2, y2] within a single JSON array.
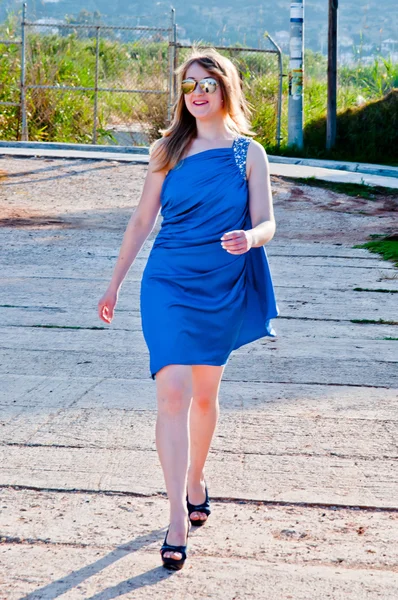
[[200, 78, 218, 93], [182, 80, 196, 94]]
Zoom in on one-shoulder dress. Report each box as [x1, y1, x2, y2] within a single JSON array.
[[140, 136, 279, 380]]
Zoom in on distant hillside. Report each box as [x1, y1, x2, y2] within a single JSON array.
[[1, 0, 397, 54]]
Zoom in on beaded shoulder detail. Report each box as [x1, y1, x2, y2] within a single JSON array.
[[233, 136, 251, 181]]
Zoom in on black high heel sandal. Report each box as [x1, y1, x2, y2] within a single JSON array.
[[160, 519, 190, 570], [186, 481, 211, 527]]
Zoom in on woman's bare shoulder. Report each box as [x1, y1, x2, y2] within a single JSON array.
[[150, 137, 167, 156], [245, 139, 269, 180], [151, 137, 164, 147], [246, 139, 269, 165], [149, 137, 168, 173], [246, 138, 267, 155]]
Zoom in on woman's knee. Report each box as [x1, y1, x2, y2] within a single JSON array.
[[192, 393, 219, 413], [191, 365, 223, 413], [156, 365, 192, 415]]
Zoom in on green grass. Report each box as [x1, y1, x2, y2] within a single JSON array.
[[260, 52, 398, 165], [354, 235, 398, 267], [350, 318, 398, 325], [281, 177, 398, 199], [353, 287, 398, 293]]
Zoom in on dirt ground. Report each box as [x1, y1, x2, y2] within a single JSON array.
[[0, 156, 396, 242]]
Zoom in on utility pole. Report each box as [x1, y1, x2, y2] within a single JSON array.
[[326, 0, 338, 150], [288, 0, 304, 149]]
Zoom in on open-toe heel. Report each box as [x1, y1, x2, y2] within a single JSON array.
[[160, 520, 190, 570], [186, 481, 211, 527]]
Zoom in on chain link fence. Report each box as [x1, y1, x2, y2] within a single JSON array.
[[0, 5, 282, 147], [0, 33, 23, 140]]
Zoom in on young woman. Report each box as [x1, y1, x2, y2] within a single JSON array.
[[98, 47, 279, 570]]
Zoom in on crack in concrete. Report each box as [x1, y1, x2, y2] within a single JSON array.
[[67, 378, 107, 409], [0, 377, 393, 389], [1, 484, 398, 513], [1, 315, 397, 327], [0, 304, 65, 311], [382, 421, 398, 454], [221, 379, 392, 388], [1, 535, 397, 573], [304, 265, 395, 271], [0, 535, 91, 548], [2, 441, 397, 463], [2, 535, 397, 574], [280, 315, 397, 325], [2, 324, 144, 332], [269, 254, 382, 260], [25, 409, 68, 445], [6, 324, 107, 330]]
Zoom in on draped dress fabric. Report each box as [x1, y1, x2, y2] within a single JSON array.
[[140, 136, 279, 380]]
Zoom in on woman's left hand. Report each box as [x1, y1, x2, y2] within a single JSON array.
[[220, 230, 253, 254]]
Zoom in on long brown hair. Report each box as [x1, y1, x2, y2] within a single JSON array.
[[151, 47, 255, 172]]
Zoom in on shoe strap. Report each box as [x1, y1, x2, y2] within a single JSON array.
[[186, 484, 210, 513], [187, 501, 211, 515], [161, 544, 187, 558]]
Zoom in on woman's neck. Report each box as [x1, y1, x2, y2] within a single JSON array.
[[195, 119, 235, 142]]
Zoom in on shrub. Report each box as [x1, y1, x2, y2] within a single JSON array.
[[303, 89, 398, 163]]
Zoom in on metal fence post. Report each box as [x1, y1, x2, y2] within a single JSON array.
[[276, 49, 283, 148], [92, 26, 100, 144], [20, 2, 28, 141], [173, 15, 178, 103], [167, 8, 176, 124], [267, 33, 283, 148]]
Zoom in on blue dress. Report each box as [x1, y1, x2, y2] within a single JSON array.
[[140, 136, 279, 380]]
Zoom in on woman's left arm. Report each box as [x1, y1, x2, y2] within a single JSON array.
[[221, 140, 275, 254], [246, 140, 276, 247]]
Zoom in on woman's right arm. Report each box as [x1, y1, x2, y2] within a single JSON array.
[[98, 144, 167, 324]]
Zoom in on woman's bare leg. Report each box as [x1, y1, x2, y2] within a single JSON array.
[[188, 365, 225, 522], [155, 364, 192, 560]]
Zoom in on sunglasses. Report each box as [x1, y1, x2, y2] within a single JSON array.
[[181, 77, 219, 95]]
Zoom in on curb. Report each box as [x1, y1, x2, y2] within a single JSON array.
[[1, 141, 397, 179], [266, 155, 398, 179], [1, 142, 397, 189]]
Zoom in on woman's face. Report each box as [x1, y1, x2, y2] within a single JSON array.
[[183, 62, 224, 120]]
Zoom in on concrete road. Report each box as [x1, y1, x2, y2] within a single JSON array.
[[0, 156, 397, 599]]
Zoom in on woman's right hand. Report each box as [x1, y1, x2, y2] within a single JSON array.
[[98, 288, 118, 324]]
